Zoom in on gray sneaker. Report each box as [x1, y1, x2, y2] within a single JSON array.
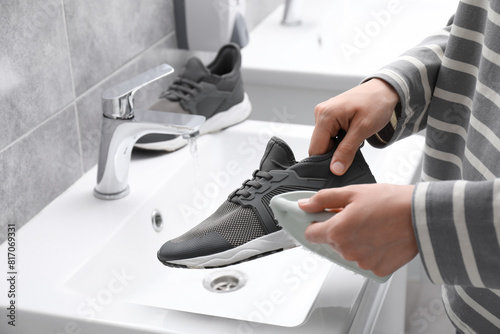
[[135, 43, 252, 151], [157, 132, 377, 269]]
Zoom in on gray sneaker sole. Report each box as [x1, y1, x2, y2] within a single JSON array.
[[159, 229, 298, 269], [134, 93, 252, 152]]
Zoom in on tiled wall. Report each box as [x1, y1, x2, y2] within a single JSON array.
[[0, 0, 281, 242]]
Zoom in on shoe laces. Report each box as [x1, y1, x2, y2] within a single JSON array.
[[160, 77, 202, 102], [229, 170, 273, 202]]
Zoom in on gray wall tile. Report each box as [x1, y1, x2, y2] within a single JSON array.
[[0, 0, 281, 243], [64, 0, 175, 96], [0, 0, 74, 151], [0, 105, 82, 241]]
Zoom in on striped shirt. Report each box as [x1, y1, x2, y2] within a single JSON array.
[[368, 0, 500, 332]]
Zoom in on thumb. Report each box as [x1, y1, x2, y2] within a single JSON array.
[[330, 130, 365, 175]]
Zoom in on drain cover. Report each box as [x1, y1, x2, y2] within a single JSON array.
[[203, 270, 247, 293]]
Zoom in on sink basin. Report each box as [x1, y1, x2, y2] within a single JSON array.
[[0, 120, 424, 333], [242, 0, 458, 125]]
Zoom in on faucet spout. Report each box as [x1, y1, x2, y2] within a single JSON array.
[[93, 64, 205, 200], [282, 0, 304, 26]]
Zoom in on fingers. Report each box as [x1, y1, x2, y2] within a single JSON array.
[[308, 101, 340, 157], [308, 126, 334, 157], [308, 100, 368, 176], [298, 188, 352, 213], [302, 204, 353, 246], [308, 79, 400, 175], [298, 187, 352, 248], [300, 184, 417, 278], [330, 127, 366, 175], [298, 188, 353, 245], [304, 219, 334, 245]]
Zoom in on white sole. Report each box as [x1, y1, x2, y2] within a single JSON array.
[[166, 229, 298, 268], [134, 94, 252, 152]]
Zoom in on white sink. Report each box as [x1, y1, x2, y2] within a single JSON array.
[[242, 0, 458, 125], [0, 120, 424, 333]]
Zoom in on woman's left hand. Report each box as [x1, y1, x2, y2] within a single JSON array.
[[298, 184, 418, 277]]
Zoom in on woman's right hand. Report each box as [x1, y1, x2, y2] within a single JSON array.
[[309, 78, 399, 175]]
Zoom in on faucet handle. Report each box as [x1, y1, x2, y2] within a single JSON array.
[[101, 64, 174, 119]]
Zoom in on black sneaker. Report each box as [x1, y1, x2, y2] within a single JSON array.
[[135, 43, 251, 151], [157, 132, 376, 268]]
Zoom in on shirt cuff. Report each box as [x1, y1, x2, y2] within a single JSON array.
[[367, 102, 400, 148]]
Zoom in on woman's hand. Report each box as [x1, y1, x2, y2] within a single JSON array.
[[298, 184, 418, 277], [309, 78, 399, 175]]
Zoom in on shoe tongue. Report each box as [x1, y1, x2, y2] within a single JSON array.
[[179, 57, 210, 82], [259, 137, 296, 172]]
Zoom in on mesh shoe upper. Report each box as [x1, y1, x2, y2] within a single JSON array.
[[136, 43, 248, 148], [157, 133, 377, 268], [159, 54, 244, 119]]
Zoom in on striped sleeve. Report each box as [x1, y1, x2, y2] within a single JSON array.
[[377, 0, 500, 291], [365, 23, 452, 146], [408, 1, 500, 289], [363, 1, 500, 331], [413, 180, 500, 288]]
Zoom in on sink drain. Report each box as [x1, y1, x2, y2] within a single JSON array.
[[203, 270, 247, 293], [151, 209, 163, 232]]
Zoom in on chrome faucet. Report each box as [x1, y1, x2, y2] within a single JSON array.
[[94, 64, 205, 200]]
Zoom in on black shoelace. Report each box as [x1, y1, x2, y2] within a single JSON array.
[[160, 77, 201, 102], [229, 170, 273, 202]]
